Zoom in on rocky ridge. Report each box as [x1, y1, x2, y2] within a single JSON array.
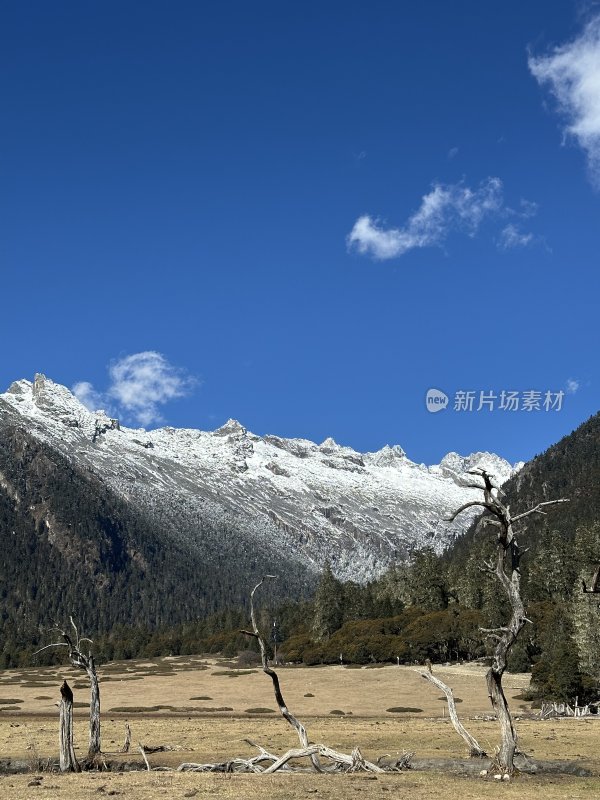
[[0, 375, 522, 582]]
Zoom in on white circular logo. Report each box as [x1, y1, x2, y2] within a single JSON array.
[[426, 388, 448, 413]]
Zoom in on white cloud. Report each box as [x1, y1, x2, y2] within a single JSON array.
[[72, 381, 104, 412], [347, 178, 504, 260], [529, 15, 600, 185], [447, 146, 459, 159], [499, 224, 534, 249], [73, 352, 196, 427], [518, 199, 539, 218], [108, 352, 196, 426], [566, 377, 580, 394]]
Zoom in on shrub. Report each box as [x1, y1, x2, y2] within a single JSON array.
[[237, 650, 262, 667], [245, 707, 275, 714]]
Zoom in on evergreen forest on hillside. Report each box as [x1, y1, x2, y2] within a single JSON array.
[[1, 413, 599, 706]]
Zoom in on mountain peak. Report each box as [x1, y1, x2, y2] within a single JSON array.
[[368, 443, 406, 466], [213, 418, 247, 437], [3, 373, 90, 419], [319, 436, 339, 452]]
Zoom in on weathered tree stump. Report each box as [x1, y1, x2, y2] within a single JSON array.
[[120, 722, 132, 753], [59, 680, 79, 772]]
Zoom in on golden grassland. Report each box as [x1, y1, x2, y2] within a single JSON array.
[[0, 656, 599, 799]]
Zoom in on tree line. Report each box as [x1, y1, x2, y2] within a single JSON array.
[[16, 520, 599, 707]]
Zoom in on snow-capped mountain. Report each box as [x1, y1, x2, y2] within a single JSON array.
[[0, 375, 521, 582]]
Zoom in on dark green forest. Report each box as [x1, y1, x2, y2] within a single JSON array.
[[0, 421, 314, 666], [1, 411, 599, 705]]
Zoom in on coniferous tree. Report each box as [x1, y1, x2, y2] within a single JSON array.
[[403, 548, 448, 610], [311, 564, 344, 641], [572, 523, 600, 681]]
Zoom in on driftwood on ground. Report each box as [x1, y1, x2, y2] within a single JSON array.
[[177, 742, 409, 774], [540, 701, 596, 718]]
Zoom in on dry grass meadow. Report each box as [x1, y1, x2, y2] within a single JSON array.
[[0, 655, 599, 798]]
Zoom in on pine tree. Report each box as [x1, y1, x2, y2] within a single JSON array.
[[571, 524, 600, 681], [404, 548, 448, 610], [311, 564, 344, 641]]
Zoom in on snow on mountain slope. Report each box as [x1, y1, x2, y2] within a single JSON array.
[[0, 375, 521, 582]]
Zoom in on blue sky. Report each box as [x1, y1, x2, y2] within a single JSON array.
[[1, 1, 599, 464]]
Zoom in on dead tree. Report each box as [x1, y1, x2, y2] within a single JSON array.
[[420, 670, 486, 757], [582, 564, 600, 593], [176, 577, 409, 774], [119, 723, 132, 753], [59, 680, 79, 772], [241, 575, 322, 772], [35, 617, 101, 759], [448, 468, 568, 774]]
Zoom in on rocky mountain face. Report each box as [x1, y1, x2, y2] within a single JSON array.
[[0, 375, 521, 602]]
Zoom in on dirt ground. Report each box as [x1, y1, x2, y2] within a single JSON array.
[[0, 656, 599, 799]]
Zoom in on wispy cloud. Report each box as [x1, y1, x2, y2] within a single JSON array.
[[447, 146, 459, 160], [499, 224, 535, 249], [73, 351, 197, 426], [518, 199, 539, 218], [529, 14, 600, 185], [566, 377, 580, 394], [72, 381, 104, 411], [347, 178, 504, 260]]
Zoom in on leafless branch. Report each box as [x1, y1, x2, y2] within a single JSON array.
[[511, 499, 569, 523], [420, 670, 486, 757], [33, 642, 69, 656], [446, 501, 494, 522], [139, 743, 151, 771]]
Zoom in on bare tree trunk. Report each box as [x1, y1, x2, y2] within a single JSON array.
[[420, 671, 486, 756], [59, 680, 79, 773], [448, 469, 568, 775], [120, 723, 132, 753], [86, 656, 101, 758], [484, 540, 525, 773]]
